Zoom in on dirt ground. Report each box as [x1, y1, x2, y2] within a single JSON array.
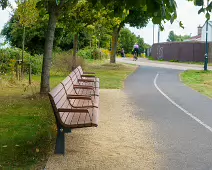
[[45, 89, 159, 170]]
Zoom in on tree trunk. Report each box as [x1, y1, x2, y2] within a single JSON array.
[[40, 9, 57, 94], [72, 33, 78, 71], [21, 26, 25, 80], [110, 27, 120, 63], [29, 63, 31, 85]]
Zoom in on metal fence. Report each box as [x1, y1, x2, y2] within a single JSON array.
[[151, 42, 212, 63]]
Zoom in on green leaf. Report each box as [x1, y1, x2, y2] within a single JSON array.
[[198, 7, 205, 14], [206, 12, 210, 20], [143, 5, 147, 11], [56, 0, 60, 5], [179, 21, 184, 29], [194, 0, 204, 6], [206, 2, 212, 12], [152, 17, 161, 25]]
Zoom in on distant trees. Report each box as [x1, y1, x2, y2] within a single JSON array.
[[119, 28, 145, 54], [167, 31, 191, 42], [2, 0, 208, 94]]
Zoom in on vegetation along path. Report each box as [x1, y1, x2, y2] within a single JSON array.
[[124, 66, 212, 169]]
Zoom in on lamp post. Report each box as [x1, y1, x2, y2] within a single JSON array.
[[158, 25, 160, 43], [153, 24, 155, 44], [204, 0, 209, 71]]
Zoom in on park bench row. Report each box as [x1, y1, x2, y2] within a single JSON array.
[[48, 66, 100, 154]]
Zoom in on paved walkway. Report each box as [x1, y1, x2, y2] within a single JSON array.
[[124, 66, 212, 169], [117, 58, 212, 71]]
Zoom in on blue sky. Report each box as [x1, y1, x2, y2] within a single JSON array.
[[0, 0, 208, 45]]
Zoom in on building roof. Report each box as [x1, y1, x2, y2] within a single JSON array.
[[184, 35, 201, 42]]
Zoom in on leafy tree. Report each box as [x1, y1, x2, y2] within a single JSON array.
[[36, 0, 79, 94], [1, 7, 48, 54], [16, 0, 39, 79], [59, 0, 98, 70], [0, 0, 8, 9], [119, 28, 145, 54], [167, 31, 176, 42], [136, 35, 145, 53], [167, 30, 191, 42], [119, 28, 136, 53]]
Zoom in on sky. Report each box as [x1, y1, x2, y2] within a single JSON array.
[[0, 0, 208, 45]]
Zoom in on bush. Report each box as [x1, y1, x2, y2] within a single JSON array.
[[52, 51, 85, 74], [77, 47, 93, 59], [125, 53, 134, 58], [0, 48, 42, 74], [77, 47, 110, 60]]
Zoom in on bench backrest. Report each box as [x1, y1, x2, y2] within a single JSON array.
[[73, 68, 82, 80], [61, 75, 75, 95], [76, 66, 83, 76], [48, 83, 71, 126]]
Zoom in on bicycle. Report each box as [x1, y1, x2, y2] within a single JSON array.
[[133, 50, 138, 61]]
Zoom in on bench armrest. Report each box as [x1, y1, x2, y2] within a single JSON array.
[[81, 74, 96, 78], [83, 72, 95, 74], [73, 85, 94, 89], [78, 79, 95, 82], [58, 108, 89, 113], [67, 95, 92, 100]]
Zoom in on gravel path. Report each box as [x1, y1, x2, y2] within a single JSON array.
[[45, 89, 159, 170]]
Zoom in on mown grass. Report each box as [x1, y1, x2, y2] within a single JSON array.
[[181, 70, 212, 98], [0, 60, 137, 169], [84, 60, 136, 89]]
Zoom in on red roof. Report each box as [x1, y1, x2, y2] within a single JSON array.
[[187, 35, 201, 40]]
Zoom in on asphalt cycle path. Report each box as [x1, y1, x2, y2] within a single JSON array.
[[124, 66, 212, 170]]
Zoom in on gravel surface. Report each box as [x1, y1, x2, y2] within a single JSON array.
[[45, 89, 159, 170]]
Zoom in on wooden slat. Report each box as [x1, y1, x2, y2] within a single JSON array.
[[77, 112, 88, 127], [70, 112, 81, 126], [84, 108, 98, 127]]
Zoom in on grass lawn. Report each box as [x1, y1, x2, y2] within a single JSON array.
[[181, 70, 212, 98], [0, 60, 137, 169]]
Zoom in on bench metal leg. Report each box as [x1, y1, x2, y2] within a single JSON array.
[[55, 128, 65, 154], [64, 128, 72, 133]]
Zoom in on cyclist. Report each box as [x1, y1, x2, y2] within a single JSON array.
[[133, 43, 139, 61]]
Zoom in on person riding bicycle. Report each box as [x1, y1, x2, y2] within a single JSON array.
[[133, 43, 139, 61]]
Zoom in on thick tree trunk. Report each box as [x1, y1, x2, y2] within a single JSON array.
[[72, 33, 78, 71], [110, 27, 120, 64], [40, 9, 57, 94]]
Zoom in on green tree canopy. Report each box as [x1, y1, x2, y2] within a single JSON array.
[[119, 28, 145, 54], [167, 30, 191, 42], [0, 0, 8, 9]]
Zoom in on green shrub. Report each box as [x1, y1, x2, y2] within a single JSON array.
[[52, 51, 85, 74], [77, 47, 93, 59], [169, 59, 179, 62], [77, 47, 109, 60], [125, 53, 134, 58], [0, 48, 42, 74]]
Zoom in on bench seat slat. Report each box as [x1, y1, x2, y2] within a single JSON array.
[[84, 108, 98, 127], [58, 108, 98, 128]]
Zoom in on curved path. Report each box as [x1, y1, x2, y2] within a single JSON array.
[[124, 66, 212, 170]]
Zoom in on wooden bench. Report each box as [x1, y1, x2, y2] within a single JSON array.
[[61, 74, 99, 108], [75, 65, 100, 84], [70, 71, 100, 96], [48, 68, 100, 154]]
